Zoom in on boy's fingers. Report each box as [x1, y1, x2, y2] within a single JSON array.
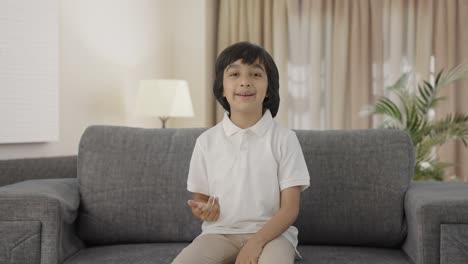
[[207, 196, 218, 211], [210, 208, 220, 221], [205, 196, 214, 210], [192, 196, 217, 209], [188, 200, 206, 214], [207, 207, 219, 221], [212, 199, 219, 213], [201, 196, 213, 216], [206, 204, 217, 219], [187, 200, 200, 209], [207, 196, 216, 213], [201, 197, 213, 222], [187, 200, 194, 208], [210, 196, 216, 208], [207, 199, 220, 221]]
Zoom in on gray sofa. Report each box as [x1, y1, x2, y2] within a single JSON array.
[[1, 125, 467, 264]]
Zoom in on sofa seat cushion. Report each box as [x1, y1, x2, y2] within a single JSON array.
[[63, 243, 412, 264], [63, 243, 188, 264], [296, 245, 412, 264]]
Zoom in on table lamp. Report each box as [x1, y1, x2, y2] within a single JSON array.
[[135, 79, 194, 128]]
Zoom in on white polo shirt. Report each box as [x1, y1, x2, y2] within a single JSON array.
[[187, 109, 310, 258]]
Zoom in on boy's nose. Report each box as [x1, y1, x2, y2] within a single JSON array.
[[240, 78, 251, 87]]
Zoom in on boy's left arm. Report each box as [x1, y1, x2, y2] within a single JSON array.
[[235, 186, 301, 263], [250, 185, 301, 246]]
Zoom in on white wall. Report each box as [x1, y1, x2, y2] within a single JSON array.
[[0, 0, 216, 159]]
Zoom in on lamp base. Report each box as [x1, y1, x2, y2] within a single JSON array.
[[159, 116, 170, 128]]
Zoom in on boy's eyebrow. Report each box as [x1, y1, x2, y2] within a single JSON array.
[[225, 64, 239, 72], [251, 63, 266, 72], [225, 63, 266, 72]]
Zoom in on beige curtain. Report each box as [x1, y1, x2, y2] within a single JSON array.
[[215, 0, 289, 127], [432, 0, 468, 181], [286, 0, 449, 130], [287, 0, 373, 130]]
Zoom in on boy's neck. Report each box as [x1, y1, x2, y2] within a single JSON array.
[[229, 108, 265, 129]]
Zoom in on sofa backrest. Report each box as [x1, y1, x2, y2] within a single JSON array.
[[294, 129, 414, 247], [77, 126, 204, 245], [77, 125, 414, 247]]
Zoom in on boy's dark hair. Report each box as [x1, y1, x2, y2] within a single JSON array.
[[213, 41, 280, 117]]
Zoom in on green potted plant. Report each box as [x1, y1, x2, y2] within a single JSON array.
[[362, 64, 468, 181]]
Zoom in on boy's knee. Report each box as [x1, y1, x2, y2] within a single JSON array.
[[172, 234, 239, 264], [258, 254, 295, 264], [258, 237, 295, 264]]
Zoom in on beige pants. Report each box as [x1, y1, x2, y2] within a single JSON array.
[[172, 233, 296, 264]]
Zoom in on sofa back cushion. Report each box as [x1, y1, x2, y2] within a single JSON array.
[[77, 126, 205, 245], [295, 129, 414, 247], [77, 126, 414, 247]]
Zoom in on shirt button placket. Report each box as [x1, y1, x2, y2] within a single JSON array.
[[240, 131, 247, 169]]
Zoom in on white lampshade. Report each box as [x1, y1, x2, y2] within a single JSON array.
[[135, 79, 194, 117]]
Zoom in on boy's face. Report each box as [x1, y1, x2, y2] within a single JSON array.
[[222, 59, 268, 115]]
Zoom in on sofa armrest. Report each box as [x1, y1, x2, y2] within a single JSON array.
[[0, 178, 84, 264], [402, 181, 468, 264], [0, 155, 77, 187]]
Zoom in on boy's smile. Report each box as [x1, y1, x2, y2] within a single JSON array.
[[236, 93, 255, 99]]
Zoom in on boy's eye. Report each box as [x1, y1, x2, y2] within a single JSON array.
[[229, 72, 238, 77], [253, 72, 263, 77]]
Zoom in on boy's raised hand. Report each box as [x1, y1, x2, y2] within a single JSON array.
[[187, 196, 220, 222]]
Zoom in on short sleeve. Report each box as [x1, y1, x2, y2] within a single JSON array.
[[278, 132, 310, 192], [187, 139, 210, 195]]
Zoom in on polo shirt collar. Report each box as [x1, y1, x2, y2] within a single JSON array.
[[222, 109, 273, 137]]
